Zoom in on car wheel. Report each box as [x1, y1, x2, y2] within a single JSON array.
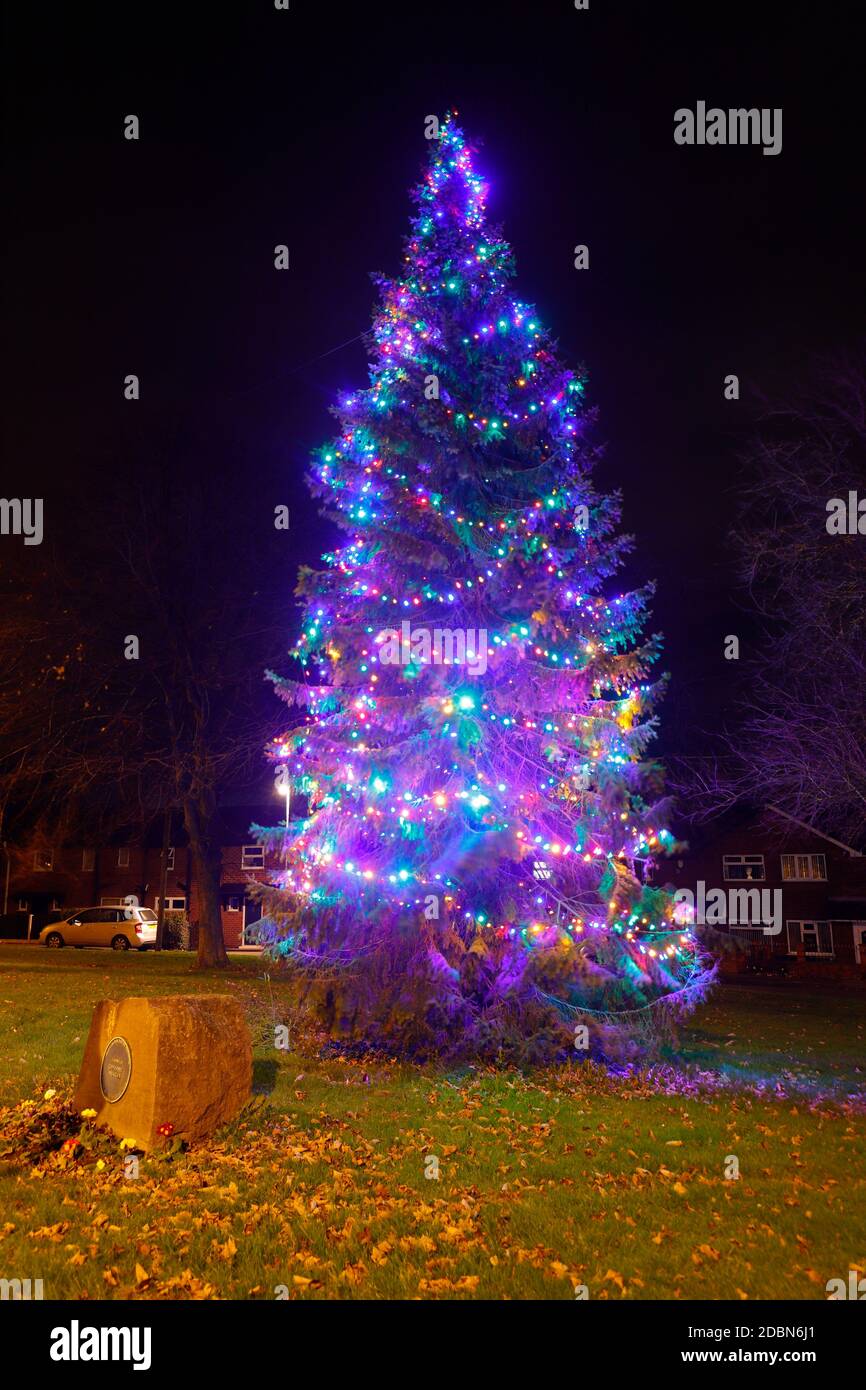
[[111, 935, 131, 951], [45, 932, 64, 948]]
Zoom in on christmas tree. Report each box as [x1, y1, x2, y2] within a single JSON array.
[[260, 113, 714, 1059]]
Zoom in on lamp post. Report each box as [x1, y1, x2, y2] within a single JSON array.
[[276, 768, 291, 866], [2, 841, 10, 917], [155, 806, 172, 952], [276, 768, 291, 828]]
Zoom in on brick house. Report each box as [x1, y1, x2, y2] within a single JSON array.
[[1, 806, 282, 949], [661, 805, 866, 979], [7, 800, 865, 972]]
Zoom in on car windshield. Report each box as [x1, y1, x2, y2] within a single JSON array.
[[138, 910, 157, 922]]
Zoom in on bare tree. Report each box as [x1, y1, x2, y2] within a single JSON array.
[[683, 352, 866, 842], [0, 465, 292, 966]]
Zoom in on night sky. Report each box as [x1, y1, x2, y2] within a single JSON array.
[[5, 0, 864, 761]]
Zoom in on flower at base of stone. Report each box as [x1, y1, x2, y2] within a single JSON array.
[[156, 1122, 175, 1138], [43, 1088, 57, 1101], [119, 1138, 137, 1150], [81, 1108, 97, 1119], [95, 1159, 105, 1171]]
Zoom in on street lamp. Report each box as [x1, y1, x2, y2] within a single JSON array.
[[275, 768, 292, 873], [275, 768, 291, 829]]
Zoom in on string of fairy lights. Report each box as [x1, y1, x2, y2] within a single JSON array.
[[270, 112, 701, 982]]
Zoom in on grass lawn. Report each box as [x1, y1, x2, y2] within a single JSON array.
[[1, 943, 864, 1300]]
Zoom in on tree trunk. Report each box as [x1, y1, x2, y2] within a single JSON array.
[[184, 796, 228, 968]]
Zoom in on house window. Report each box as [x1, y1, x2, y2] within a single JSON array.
[[224, 895, 242, 912], [100, 897, 127, 907], [781, 853, 827, 882], [117, 847, 130, 868], [241, 845, 265, 870], [786, 921, 834, 958], [155, 896, 186, 911], [723, 926, 768, 944], [33, 848, 54, 872], [166, 847, 175, 870], [81, 848, 96, 872], [17, 897, 29, 912], [722, 854, 765, 882]]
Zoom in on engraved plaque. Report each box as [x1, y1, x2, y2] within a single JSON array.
[[99, 1035, 132, 1103]]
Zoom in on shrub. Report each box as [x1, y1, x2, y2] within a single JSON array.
[[161, 910, 191, 951]]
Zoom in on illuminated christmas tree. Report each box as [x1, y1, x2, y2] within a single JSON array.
[[260, 113, 714, 1058]]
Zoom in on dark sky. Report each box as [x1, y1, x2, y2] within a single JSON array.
[[4, 0, 864, 758]]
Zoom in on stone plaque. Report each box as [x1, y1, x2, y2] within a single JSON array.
[[99, 1035, 132, 1103], [74, 995, 252, 1150]]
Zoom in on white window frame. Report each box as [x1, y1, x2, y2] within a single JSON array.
[[224, 895, 242, 912], [81, 848, 96, 872], [100, 896, 127, 907], [780, 853, 827, 882], [786, 920, 834, 958], [117, 847, 130, 868], [725, 925, 769, 942], [722, 853, 765, 882], [166, 847, 175, 870], [17, 897, 29, 912], [241, 845, 265, 870], [33, 848, 54, 872], [155, 896, 186, 912]]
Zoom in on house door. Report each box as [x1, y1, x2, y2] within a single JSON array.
[[243, 895, 262, 946], [854, 924, 866, 966]]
